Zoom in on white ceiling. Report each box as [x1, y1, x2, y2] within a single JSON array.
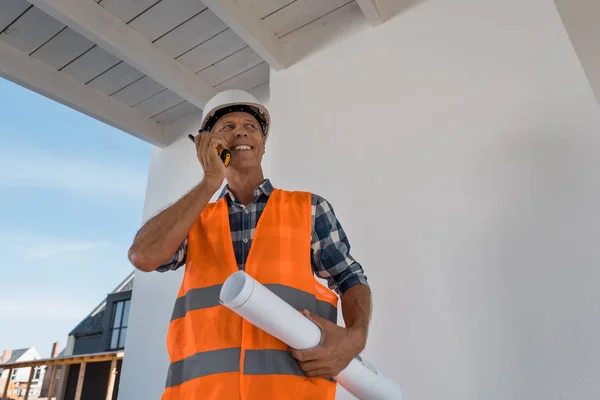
[[0, 0, 399, 146], [553, 0, 600, 108], [3, 0, 595, 147]]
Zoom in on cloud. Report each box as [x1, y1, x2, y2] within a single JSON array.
[[0, 143, 148, 199]]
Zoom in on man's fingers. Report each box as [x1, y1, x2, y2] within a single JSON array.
[[208, 136, 221, 146], [291, 346, 338, 379], [289, 347, 321, 362], [303, 309, 328, 332], [216, 138, 228, 150], [298, 359, 326, 373], [197, 134, 208, 165], [304, 367, 334, 379], [203, 133, 226, 147], [198, 135, 227, 164]]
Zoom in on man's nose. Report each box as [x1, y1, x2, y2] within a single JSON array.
[[234, 126, 248, 137]]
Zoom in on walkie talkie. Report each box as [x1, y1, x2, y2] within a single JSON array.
[[188, 130, 231, 167]]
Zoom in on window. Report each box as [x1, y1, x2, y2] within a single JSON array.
[[109, 299, 130, 349], [34, 366, 41, 380], [10, 369, 17, 381]]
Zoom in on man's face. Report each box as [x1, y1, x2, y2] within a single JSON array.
[[211, 111, 265, 170]]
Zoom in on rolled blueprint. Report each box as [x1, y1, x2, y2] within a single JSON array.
[[219, 270, 404, 400]]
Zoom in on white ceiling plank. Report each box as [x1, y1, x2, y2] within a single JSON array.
[[0, 6, 64, 54], [31, 27, 95, 69], [98, 0, 158, 24], [245, 0, 294, 19], [262, 0, 351, 38], [0, 0, 31, 32], [133, 89, 184, 117], [110, 76, 165, 107], [355, 0, 384, 26], [0, 40, 166, 146], [282, 1, 362, 65], [197, 46, 263, 86], [177, 28, 247, 73], [128, 0, 208, 42], [29, 0, 218, 109], [60, 45, 120, 83], [87, 61, 145, 95], [215, 61, 269, 92], [201, 0, 286, 70], [282, 1, 359, 43], [153, 8, 227, 58], [152, 100, 199, 125]]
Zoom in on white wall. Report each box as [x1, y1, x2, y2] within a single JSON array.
[[119, 0, 600, 398], [0, 348, 40, 383], [269, 0, 600, 399]]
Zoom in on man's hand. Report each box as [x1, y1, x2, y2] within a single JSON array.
[[194, 130, 228, 188], [289, 310, 366, 379]]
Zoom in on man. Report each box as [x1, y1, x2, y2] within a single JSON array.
[[128, 89, 372, 399]]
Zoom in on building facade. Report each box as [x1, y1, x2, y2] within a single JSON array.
[[0, 347, 45, 399], [38, 273, 133, 400]]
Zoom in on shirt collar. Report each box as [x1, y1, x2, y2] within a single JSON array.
[[218, 178, 274, 203]]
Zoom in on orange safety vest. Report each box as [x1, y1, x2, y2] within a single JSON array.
[[161, 188, 339, 399]]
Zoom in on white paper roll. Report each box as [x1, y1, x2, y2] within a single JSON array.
[[219, 270, 404, 400]]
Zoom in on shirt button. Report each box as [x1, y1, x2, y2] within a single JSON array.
[[244, 209, 249, 214], [243, 237, 248, 244]]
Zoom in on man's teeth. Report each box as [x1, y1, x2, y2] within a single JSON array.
[[234, 145, 252, 150]]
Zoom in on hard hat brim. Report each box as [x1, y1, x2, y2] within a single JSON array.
[[200, 101, 271, 137]]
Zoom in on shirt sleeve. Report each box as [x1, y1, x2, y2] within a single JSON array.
[[310, 194, 369, 296], [155, 238, 188, 272]]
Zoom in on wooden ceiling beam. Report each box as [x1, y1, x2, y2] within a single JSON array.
[[28, 0, 218, 109], [202, 0, 286, 70]]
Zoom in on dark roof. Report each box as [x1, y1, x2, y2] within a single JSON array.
[[68, 272, 134, 337], [69, 309, 105, 336], [1, 348, 29, 364]]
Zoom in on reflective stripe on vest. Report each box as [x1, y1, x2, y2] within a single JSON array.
[[170, 283, 337, 323], [166, 348, 240, 387], [165, 348, 310, 388]]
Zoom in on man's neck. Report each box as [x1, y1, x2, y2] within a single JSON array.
[[226, 167, 265, 205]]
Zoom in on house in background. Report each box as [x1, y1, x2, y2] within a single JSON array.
[[38, 273, 134, 400], [0, 347, 45, 399]]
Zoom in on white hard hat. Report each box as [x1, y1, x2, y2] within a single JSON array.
[[200, 89, 270, 138]]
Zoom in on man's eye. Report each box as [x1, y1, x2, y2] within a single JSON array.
[[245, 124, 257, 130], [221, 124, 234, 130]]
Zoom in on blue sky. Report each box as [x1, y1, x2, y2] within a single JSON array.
[[0, 77, 152, 358]]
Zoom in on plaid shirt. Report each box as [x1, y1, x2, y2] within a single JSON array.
[[157, 179, 368, 295]]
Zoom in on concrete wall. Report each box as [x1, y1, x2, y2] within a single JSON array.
[[119, 0, 600, 398]]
